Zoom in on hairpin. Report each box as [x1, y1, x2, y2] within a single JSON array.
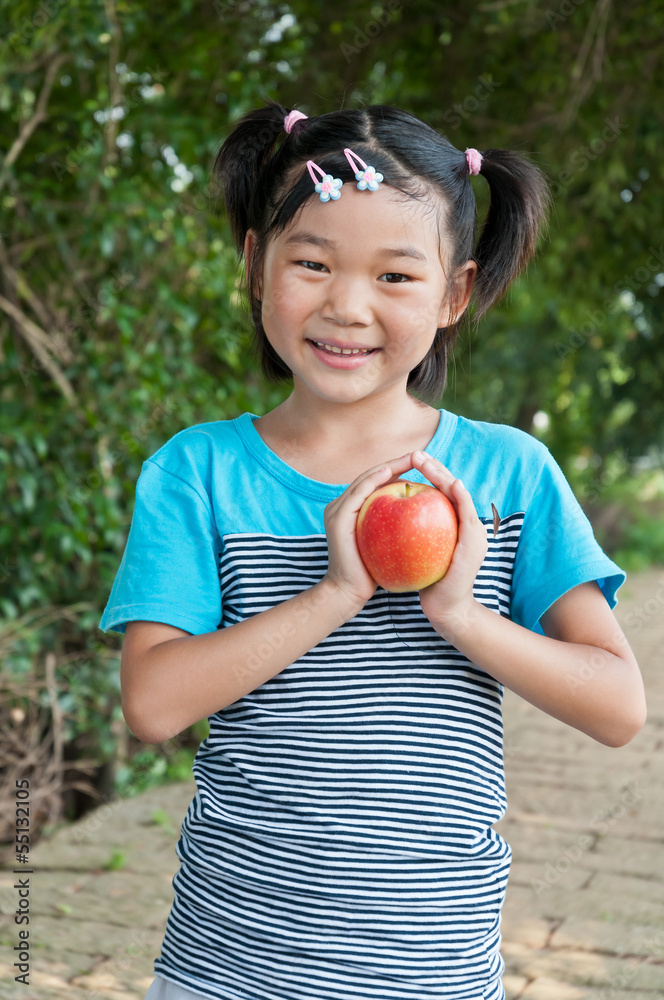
[[343, 147, 384, 191], [306, 160, 343, 202], [465, 148, 483, 175], [284, 110, 308, 133]]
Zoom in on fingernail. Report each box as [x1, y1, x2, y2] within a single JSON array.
[[415, 450, 426, 461]]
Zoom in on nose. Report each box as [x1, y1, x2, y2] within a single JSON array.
[[320, 274, 373, 327]]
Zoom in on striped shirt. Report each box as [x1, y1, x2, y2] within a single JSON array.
[[100, 408, 625, 1000]]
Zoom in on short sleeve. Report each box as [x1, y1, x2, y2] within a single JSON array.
[[511, 446, 626, 634], [98, 459, 222, 635]]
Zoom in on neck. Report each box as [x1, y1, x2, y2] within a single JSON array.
[[272, 381, 437, 446]]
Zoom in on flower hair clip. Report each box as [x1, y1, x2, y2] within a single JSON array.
[[343, 147, 384, 191], [306, 160, 343, 202], [305, 147, 385, 203]]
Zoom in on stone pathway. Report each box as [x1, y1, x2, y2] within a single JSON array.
[[1, 566, 663, 999]]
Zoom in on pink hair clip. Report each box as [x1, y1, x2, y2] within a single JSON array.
[[306, 160, 343, 202], [344, 147, 384, 190], [465, 148, 483, 176], [284, 110, 308, 133]]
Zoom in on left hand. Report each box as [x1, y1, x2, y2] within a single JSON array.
[[408, 451, 488, 636]]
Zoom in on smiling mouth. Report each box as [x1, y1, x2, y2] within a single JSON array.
[[308, 339, 378, 356]]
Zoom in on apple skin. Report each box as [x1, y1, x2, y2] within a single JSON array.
[[356, 479, 459, 593]]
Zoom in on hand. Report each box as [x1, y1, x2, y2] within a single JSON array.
[[321, 453, 417, 613], [409, 451, 488, 638]]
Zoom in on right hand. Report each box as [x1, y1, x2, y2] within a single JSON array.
[[321, 453, 417, 612]]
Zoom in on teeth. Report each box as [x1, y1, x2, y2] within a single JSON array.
[[313, 340, 372, 355]]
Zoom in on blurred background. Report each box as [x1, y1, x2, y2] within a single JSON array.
[[1, 0, 663, 849]]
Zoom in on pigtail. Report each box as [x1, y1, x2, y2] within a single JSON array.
[[469, 149, 552, 320], [210, 99, 292, 255]]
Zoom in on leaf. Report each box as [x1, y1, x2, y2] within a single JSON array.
[[491, 503, 501, 537]]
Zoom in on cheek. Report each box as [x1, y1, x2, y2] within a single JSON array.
[[397, 290, 445, 337], [262, 270, 314, 326]]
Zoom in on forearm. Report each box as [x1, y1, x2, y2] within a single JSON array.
[[430, 601, 644, 747], [124, 578, 360, 743]]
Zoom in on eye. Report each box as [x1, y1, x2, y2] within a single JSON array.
[[296, 260, 327, 272], [379, 272, 412, 283]]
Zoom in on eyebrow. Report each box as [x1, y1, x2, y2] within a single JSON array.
[[283, 231, 429, 263]]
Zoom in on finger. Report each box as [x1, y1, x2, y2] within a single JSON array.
[[451, 478, 479, 522], [410, 450, 457, 493], [348, 453, 416, 491]]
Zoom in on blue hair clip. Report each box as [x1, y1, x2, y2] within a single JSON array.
[[306, 160, 343, 202], [343, 147, 384, 191]]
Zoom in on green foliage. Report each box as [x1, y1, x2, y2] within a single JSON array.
[[1, 0, 662, 830], [103, 849, 127, 871]]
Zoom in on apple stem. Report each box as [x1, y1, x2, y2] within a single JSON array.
[[405, 482, 411, 496]]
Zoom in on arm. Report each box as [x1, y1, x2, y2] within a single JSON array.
[[121, 578, 361, 745], [428, 579, 646, 747], [410, 451, 646, 748]]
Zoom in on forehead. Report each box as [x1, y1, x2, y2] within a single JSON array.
[[274, 183, 445, 266]]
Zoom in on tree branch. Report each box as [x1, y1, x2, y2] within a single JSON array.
[[0, 52, 70, 194], [85, 0, 124, 214], [0, 292, 78, 405], [561, 0, 612, 130]]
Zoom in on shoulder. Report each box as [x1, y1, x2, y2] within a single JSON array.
[[454, 414, 550, 469], [441, 413, 557, 516], [139, 415, 248, 500]]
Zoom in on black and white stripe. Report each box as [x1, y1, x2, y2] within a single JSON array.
[[155, 513, 524, 1000]]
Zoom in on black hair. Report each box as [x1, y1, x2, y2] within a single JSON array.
[[210, 98, 551, 403]]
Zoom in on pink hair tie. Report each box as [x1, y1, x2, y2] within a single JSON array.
[[284, 110, 308, 133], [465, 148, 483, 175]]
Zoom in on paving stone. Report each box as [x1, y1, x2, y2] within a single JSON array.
[[28, 782, 195, 873], [551, 916, 664, 957], [585, 871, 664, 923], [502, 972, 530, 999], [576, 834, 664, 881], [500, 903, 552, 950], [26, 868, 174, 928], [502, 941, 664, 990], [69, 943, 157, 995], [506, 859, 594, 893], [508, 977, 589, 999], [515, 977, 660, 1000], [494, 821, 601, 862]]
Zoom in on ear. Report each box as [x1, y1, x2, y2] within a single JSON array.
[[437, 259, 477, 329], [243, 229, 262, 299]]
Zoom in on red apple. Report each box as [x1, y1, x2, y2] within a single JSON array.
[[356, 479, 458, 593]]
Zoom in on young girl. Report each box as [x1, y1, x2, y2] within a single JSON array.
[[100, 99, 646, 1000]]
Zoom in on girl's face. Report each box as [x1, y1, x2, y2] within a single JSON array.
[[244, 182, 476, 408]]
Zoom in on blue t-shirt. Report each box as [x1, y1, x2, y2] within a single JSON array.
[[99, 408, 624, 1000]]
